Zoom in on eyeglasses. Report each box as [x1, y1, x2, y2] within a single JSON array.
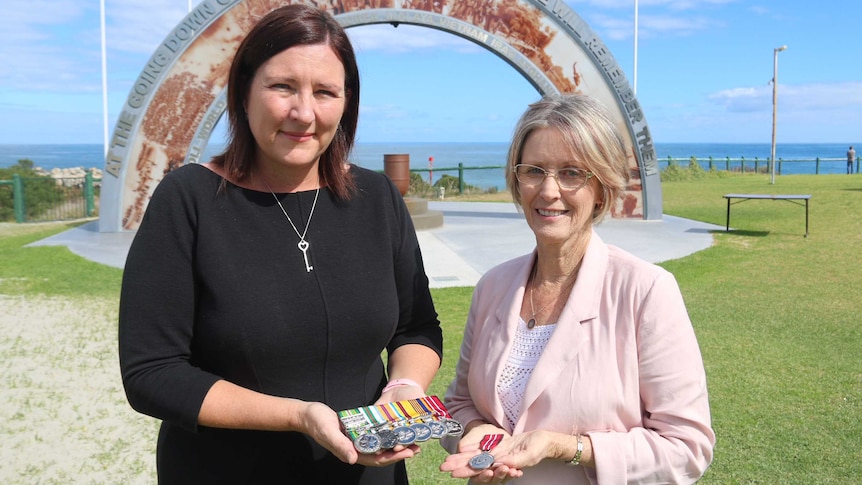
[[513, 164, 593, 190]]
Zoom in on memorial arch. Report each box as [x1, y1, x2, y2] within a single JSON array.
[[99, 0, 661, 232]]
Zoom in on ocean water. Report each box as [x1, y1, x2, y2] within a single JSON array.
[[0, 142, 856, 190]]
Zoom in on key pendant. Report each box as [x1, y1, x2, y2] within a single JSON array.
[[298, 240, 313, 272]]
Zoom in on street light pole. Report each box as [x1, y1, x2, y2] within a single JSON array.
[[770, 45, 787, 185]]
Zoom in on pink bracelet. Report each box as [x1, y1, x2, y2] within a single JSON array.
[[382, 378, 423, 394]]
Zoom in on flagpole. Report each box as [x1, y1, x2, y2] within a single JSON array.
[[633, 0, 638, 95], [100, 0, 109, 157]]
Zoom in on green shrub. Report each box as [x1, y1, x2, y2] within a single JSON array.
[[661, 160, 735, 182], [688, 156, 707, 178], [0, 159, 78, 222], [433, 175, 461, 192], [408, 172, 434, 198], [0, 160, 38, 221], [406, 172, 484, 198], [660, 162, 690, 181]]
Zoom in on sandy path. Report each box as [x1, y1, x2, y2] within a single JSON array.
[[0, 295, 158, 484]]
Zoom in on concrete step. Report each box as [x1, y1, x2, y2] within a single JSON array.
[[404, 197, 427, 215], [411, 210, 444, 230], [403, 197, 443, 230]]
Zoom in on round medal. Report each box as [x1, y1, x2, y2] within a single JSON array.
[[444, 418, 464, 437], [410, 422, 433, 442], [427, 420, 448, 439], [393, 425, 417, 446], [468, 451, 495, 470], [469, 433, 503, 470], [377, 428, 399, 449], [354, 433, 382, 454]]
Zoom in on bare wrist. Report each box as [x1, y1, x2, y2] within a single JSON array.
[[381, 378, 423, 394], [287, 399, 318, 434], [536, 430, 567, 461]]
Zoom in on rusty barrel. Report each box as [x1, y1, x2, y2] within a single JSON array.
[[383, 154, 410, 196]]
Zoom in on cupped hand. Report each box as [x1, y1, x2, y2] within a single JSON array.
[[492, 430, 557, 470], [440, 424, 522, 482], [440, 448, 523, 483], [297, 401, 361, 464], [298, 401, 423, 467], [456, 423, 511, 454], [355, 443, 422, 467]]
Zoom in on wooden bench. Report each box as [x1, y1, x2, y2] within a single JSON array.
[[723, 194, 811, 237]]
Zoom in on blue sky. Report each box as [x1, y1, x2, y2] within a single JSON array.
[[1, 0, 860, 146]]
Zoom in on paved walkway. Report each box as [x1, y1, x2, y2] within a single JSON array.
[[30, 201, 723, 288]]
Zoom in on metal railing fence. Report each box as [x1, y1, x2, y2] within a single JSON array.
[[660, 156, 861, 175], [404, 156, 862, 196], [0, 173, 99, 223], [3, 156, 858, 223]]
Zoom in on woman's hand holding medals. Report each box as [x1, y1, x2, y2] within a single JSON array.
[[336, 395, 464, 468], [287, 401, 416, 467], [439, 423, 525, 484], [441, 427, 582, 483]]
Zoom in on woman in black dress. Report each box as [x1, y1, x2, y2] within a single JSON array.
[[118, 5, 442, 484]]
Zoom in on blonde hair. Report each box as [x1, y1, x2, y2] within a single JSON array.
[[505, 94, 630, 223]]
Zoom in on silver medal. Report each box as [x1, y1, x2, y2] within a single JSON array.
[[354, 433, 382, 454], [410, 422, 433, 442], [468, 451, 495, 470], [393, 425, 417, 446], [444, 418, 464, 437], [427, 420, 448, 439], [377, 428, 399, 449]]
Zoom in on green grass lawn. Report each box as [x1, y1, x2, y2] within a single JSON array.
[[1, 172, 860, 483]]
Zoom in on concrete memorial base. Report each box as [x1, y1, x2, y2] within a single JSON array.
[[404, 198, 443, 230]]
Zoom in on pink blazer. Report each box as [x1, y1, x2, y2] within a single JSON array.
[[444, 231, 715, 484]]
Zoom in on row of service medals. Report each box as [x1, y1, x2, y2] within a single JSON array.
[[337, 395, 463, 454]]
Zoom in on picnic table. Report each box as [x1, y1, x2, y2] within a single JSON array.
[[723, 193, 811, 237]]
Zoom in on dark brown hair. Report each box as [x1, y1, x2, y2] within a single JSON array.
[[213, 4, 359, 199]]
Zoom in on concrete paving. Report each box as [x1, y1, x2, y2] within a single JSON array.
[[29, 201, 724, 288]]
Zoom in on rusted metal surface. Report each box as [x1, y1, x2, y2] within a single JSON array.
[[103, 0, 653, 232]]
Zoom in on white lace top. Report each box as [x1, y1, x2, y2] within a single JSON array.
[[496, 318, 556, 430]]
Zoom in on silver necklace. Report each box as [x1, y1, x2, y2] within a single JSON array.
[[527, 264, 575, 329], [527, 282, 557, 329], [263, 180, 320, 273]]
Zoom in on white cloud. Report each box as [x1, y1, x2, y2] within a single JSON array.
[[708, 81, 862, 114], [568, 0, 738, 9], [0, 0, 192, 93], [592, 12, 719, 40], [641, 13, 719, 34], [708, 86, 770, 112], [588, 15, 632, 41], [0, 0, 85, 28], [782, 82, 862, 111], [576, 0, 728, 41], [360, 103, 412, 120], [106, 0, 192, 54], [0, 1, 94, 91], [348, 24, 482, 54]]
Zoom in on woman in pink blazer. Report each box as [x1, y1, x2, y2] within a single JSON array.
[[440, 95, 715, 484]]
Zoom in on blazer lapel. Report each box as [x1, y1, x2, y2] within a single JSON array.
[[516, 232, 608, 431], [481, 252, 535, 431]]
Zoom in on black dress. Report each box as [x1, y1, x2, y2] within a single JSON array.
[[119, 163, 442, 484]]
